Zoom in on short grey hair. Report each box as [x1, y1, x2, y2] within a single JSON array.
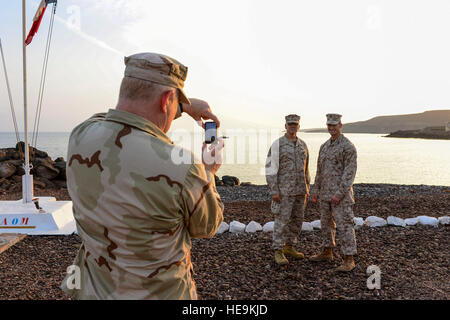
[[119, 76, 176, 102]]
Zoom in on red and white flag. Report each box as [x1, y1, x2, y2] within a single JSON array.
[[25, 0, 57, 46]]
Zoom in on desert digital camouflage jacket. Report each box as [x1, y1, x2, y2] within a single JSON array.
[[265, 135, 311, 196], [61, 109, 224, 300], [311, 134, 357, 204]]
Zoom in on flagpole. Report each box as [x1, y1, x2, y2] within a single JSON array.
[[22, 0, 33, 203]]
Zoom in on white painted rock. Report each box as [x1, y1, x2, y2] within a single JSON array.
[[417, 216, 439, 227], [245, 221, 262, 233], [364, 216, 387, 228], [387, 216, 406, 227], [263, 221, 274, 232], [405, 217, 418, 226], [438, 216, 450, 225], [311, 220, 321, 229], [229, 221, 246, 233], [353, 217, 364, 229], [217, 222, 229, 234], [301, 222, 314, 231]]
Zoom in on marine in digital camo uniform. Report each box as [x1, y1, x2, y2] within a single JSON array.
[[61, 53, 224, 299], [265, 114, 311, 265], [310, 113, 358, 272]]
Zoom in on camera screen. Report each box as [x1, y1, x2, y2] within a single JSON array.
[[205, 122, 217, 143]]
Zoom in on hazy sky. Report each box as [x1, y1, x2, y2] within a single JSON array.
[[1, 0, 449, 132]]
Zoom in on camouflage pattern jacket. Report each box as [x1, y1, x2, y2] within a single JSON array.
[[311, 134, 357, 204], [265, 135, 311, 196], [61, 109, 224, 299]]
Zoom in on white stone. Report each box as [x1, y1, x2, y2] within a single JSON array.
[[216, 222, 229, 234], [417, 216, 439, 227], [245, 221, 262, 233], [311, 220, 321, 229], [387, 216, 406, 227], [353, 217, 364, 229], [229, 221, 246, 233], [301, 222, 314, 231], [438, 216, 450, 225], [405, 217, 418, 226], [263, 221, 274, 232], [364, 216, 387, 228]]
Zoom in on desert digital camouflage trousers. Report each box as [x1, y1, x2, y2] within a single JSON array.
[[272, 195, 307, 250], [319, 201, 357, 255]]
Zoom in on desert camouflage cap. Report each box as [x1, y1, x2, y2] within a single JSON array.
[[285, 114, 300, 124], [326, 113, 342, 125], [124, 52, 191, 105]]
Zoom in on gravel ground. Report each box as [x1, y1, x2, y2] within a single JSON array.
[[223, 194, 450, 225], [217, 183, 450, 202], [0, 224, 448, 300], [0, 185, 448, 300]]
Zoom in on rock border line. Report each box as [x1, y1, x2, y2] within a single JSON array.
[[217, 215, 450, 234]]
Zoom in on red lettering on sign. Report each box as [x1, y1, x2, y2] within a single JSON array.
[[1, 218, 6, 226], [21, 217, 29, 225]]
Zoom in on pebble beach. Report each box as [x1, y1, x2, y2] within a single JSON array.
[[0, 183, 449, 300]]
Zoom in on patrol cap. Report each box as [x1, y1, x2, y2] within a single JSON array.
[[285, 114, 301, 124], [124, 52, 191, 105], [326, 113, 342, 125]]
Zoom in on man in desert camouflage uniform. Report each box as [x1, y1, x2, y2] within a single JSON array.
[[61, 52, 224, 299], [265, 114, 310, 266], [310, 114, 358, 272]]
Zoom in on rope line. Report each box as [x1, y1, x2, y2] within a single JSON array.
[[32, 2, 57, 150]]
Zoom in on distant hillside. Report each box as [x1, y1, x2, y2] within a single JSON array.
[[303, 110, 450, 133]]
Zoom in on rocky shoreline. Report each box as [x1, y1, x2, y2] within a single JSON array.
[[1, 182, 448, 202], [0, 143, 67, 192], [384, 127, 450, 140]]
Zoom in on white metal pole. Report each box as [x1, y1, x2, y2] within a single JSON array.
[[22, 0, 33, 203]]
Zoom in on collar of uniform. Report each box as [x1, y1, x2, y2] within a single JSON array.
[[105, 109, 173, 145], [282, 135, 300, 145], [329, 134, 344, 146]]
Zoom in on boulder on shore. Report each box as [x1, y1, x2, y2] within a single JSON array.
[[0, 142, 67, 191], [222, 175, 240, 187]]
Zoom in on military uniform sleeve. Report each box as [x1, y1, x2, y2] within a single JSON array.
[[304, 143, 311, 188], [335, 144, 357, 199], [181, 163, 224, 238], [265, 140, 280, 195], [311, 145, 323, 195]]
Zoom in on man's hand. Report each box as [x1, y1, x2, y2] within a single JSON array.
[[311, 193, 318, 203], [202, 139, 225, 175], [272, 194, 281, 203], [182, 98, 221, 128], [331, 195, 341, 205]]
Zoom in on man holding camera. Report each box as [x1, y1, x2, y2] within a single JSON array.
[[265, 114, 310, 266], [61, 52, 224, 299], [310, 113, 358, 272]]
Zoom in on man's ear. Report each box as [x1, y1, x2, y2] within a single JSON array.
[[160, 90, 175, 113]]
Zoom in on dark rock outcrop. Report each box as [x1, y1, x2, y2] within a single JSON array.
[[385, 127, 450, 140], [222, 175, 240, 187], [0, 142, 67, 191]]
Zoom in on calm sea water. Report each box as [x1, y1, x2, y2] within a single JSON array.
[[1, 132, 449, 186]]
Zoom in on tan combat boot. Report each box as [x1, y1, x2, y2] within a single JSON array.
[[274, 250, 289, 265], [310, 247, 333, 262], [335, 255, 355, 272], [283, 245, 305, 259]]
